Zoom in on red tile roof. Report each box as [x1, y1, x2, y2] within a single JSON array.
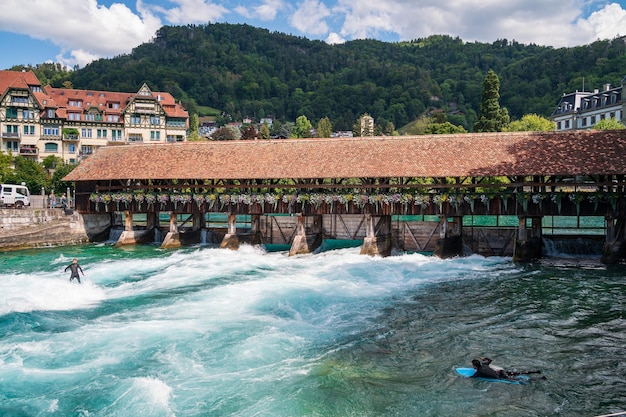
[[64, 129, 626, 182], [0, 70, 41, 93]]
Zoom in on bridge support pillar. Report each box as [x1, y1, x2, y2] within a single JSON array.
[[220, 213, 240, 250], [360, 214, 393, 256], [513, 216, 542, 261], [434, 215, 464, 258], [115, 211, 153, 246], [161, 212, 182, 248], [289, 214, 323, 256], [601, 215, 626, 263]]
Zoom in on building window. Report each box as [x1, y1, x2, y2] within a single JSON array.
[[11, 96, 28, 104], [150, 116, 161, 125], [68, 144, 76, 154], [44, 142, 59, 152], [111, 129, 122, 141], [107, 115, 119, 123], [130, 115, 141, 125], [129, 134, 143, 142], [47, 109, 55, 118], [85, 114, 95, 121], [97, 129, 107, 138], [23, 125, 35, 135], [43, 126, 60, 136], [68, 113, 81, 121], [150, 131, 161, 141], [591, 116, 596, 124], [6, 141, 18, 151], [565, 120, 570, 129], [6, 108, 18, 118], [581, 118, 587, 127], [22, 109, 35, 119], [81, 128, 92, 138]]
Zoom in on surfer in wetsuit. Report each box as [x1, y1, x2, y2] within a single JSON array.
[[471, 358, 543, 380], [65, 258, 84, 283], [471, 359, 509, 379]]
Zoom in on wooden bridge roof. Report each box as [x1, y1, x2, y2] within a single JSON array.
[[64, 129, 626, 182]]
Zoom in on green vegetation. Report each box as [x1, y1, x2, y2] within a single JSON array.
[[592, 117, 625, 130], [506, 114, 555, 131], [0, 154, 77, 194], [11, 23, 626, 133], [474, 69, 510, 132]]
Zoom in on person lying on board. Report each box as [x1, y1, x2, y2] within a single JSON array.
[[471, 358, 542, 380]]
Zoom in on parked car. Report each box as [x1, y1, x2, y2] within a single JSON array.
[[0, 183, 31, 208]]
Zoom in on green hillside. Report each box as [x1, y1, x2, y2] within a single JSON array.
[[28, 23, 626, 131]]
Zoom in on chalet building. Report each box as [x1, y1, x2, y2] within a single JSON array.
[[0, 70, 189, 164], [551, 76, 625, 130]]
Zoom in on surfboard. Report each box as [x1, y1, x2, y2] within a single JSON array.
[[455, 367, 530, 385]]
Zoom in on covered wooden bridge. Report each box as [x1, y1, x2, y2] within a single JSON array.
[[64, 129, 626, 261]]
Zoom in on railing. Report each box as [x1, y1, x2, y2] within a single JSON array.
[[1, 132, 20, 139], [19, 147, 38, 155]]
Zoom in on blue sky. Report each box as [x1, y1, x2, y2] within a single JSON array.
[[1, 0, 625, 70]]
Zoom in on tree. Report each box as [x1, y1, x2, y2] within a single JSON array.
[[241, 125, 258, 140], [474, 70, 510, 132], [187, 114, 201, 141], [259, 122, 270, 140], [211, 126, 238, 140], [424, 122, 467, 134], [592, 117, 625, 130], [506, 114, 555, 131], [51, 163, 77, 194], [11, 156, 48, 193], [0, 153, 13, 183], [293, 115, 313, 138], [316, 117, 332, 138]]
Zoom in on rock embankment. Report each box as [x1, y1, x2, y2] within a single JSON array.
[[0, 209, 110, 251]]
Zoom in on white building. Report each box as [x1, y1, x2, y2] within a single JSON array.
[[1, 70, 189, 164], [551, 77, 625, 130]]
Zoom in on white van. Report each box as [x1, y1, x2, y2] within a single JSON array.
[[0, 183, 31, 208]]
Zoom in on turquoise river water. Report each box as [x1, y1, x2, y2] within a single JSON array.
[[0, 242, 624, 417]]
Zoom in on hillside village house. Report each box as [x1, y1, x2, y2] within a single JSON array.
[[0, 70, 189, 164], [551, 76, 625, 130]]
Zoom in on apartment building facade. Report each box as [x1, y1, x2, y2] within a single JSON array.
[[551, 76, 625, 130], [0, 70, 188, 164]]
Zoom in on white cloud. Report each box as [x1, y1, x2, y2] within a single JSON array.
[[152, 0, 229, 24], [237, 0, 285, 21], [290, 0, 331, 36], [0, 0, 162, 67], [330, 0, 626, 47], [326, 32, 345, 44], [582, 3, 626, 41]]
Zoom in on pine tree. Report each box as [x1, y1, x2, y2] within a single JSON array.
[[474, 70, 510, 132]]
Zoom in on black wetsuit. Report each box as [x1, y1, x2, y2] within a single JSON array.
[[471, 362, 508, 379], [65, 263, 83, 283]]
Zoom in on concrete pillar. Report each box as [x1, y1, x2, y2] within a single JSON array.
[[360, 214, 392, 257], [115, 211, 153, 246], [220, 213, 240, 250], [602, 216, 626, 263], [434, 216, 464, 258], [124, 211, 133, 231], [161, 212, 181, 248], [513, 216, 543, 262], [289, 213, 323, 256]]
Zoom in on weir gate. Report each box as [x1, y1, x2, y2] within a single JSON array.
[[64, 130, 626, 263]]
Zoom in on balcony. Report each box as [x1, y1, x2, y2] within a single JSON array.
[[2, 131, 20, 139], [62, 134, 79, 141], [19, 146, 38, 156]]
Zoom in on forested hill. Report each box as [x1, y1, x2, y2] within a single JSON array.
[[65, 23, 626, 131]]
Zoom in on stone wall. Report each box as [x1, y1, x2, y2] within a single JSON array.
[[0, 209, 111, 251]]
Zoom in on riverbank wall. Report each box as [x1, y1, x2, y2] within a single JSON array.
[[0, 209, 110, 251]]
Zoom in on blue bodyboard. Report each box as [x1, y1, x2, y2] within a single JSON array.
[[455, 367, 530, 385]]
